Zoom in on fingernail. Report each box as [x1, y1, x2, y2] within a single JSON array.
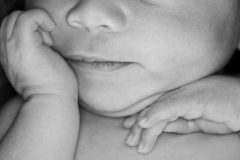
[[137, 142, 145, 153], [138, 117, 147, 126], [125, 133, 134, 144]]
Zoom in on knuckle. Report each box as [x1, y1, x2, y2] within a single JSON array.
[[164, 97, 182, 115], [161, 99, 173, 112], [17, 10, 42, 26], [150, 100, 175, 120], [22, 9, 45, 20], [9, 10, 22, 18], [17, 12, 32, 24]]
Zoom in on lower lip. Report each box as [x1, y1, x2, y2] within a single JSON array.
[[71, 60, 132, 71]]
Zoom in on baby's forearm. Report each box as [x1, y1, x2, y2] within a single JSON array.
[[0, 95, 79, 160]]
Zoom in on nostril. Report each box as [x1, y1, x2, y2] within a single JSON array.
[[66, 2, 127, 33], [72, 21, 82, 27], [98, 25, 111, 31], [99, 25, 110, 30], [102, 25, 108, 28]]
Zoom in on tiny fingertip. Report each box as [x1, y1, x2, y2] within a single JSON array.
[[123, 122, 131, 129], [122, 119, 132, 129], [137, 107, 150, 121], [137, 142, 149, 154], [125, 133, 134, 144], [138, 117, 148, 126], [137, 142, 144, 153]]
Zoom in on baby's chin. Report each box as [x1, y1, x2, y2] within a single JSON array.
[[78, 94, 162, 117]]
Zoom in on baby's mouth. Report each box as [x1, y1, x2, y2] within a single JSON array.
[[81, 59, 130, 67], [68, 57, 133, 71]]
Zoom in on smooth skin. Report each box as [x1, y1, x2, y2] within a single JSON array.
[[76, 108, 240, 160], [24, 0, 240, 117], [1, 0, 240, 158], [1, 97, 240, 160], [0, 9, 79, 160], [124, 75, 240, 153]]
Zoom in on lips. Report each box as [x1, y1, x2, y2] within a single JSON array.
[[67, 56, 132, 71]]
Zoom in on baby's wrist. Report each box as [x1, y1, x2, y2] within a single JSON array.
[[22, 94, 78, 110], [20, 84, 78, 102]]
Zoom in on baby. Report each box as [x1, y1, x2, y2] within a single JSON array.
[[0, 0, 240, 159]]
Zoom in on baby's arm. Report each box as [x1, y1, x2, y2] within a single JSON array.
[[0, 9, 79, 160], [124, 75, 240, 154]]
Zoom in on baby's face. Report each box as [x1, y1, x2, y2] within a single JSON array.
[[26, 0, 239, 117]]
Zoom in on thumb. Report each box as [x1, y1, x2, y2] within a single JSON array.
[[164, 118, 233, 134], [38, 28, 54, 47], [12, 9, 55, 44], [164, 118, 201, 134]]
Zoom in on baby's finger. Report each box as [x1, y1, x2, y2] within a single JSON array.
[[123, 114, 138, 129], [137, 107, 150, 122], [195, 119, 233, 134], [0, 16, 8, 64], [164, 118, 233, 134], [164, 118, 201, 134], [11, 9, 55, 42], [125, 123, 142, 147], [137, 120, 168, 154], [38, 29, 54, 47], [3, 11, 22, 41], [138, 99, 180, 128], [1, 16, 8, 40]]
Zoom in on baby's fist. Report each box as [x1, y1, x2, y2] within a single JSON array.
[[0, 9, 77, 100]]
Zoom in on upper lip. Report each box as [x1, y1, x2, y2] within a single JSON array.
[[65, 55, 132, 63], [65, 55, 106, 62]]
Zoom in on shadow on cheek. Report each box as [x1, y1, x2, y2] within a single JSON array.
[[224, 49, 240, 74]]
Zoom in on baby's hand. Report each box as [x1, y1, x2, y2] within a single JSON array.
[[0, 9, 77, 100], [124, 75, 240, 154]]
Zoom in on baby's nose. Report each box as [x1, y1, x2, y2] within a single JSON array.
[[67, 0, 127, 34]]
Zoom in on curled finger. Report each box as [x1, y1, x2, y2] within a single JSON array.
[[11, 9, 55, 43], [138, 100, 178, 128], [125, 123, 142, 147], [1, 16, 8, 40], [3, 11, 23, 41], [137, 120, 168, 154], [164, 118, 201, 134], [123, 114, 138, 129]]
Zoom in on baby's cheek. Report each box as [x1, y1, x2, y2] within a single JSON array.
[[78, 81, 136, 112], [76, 74, 163, 117]]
